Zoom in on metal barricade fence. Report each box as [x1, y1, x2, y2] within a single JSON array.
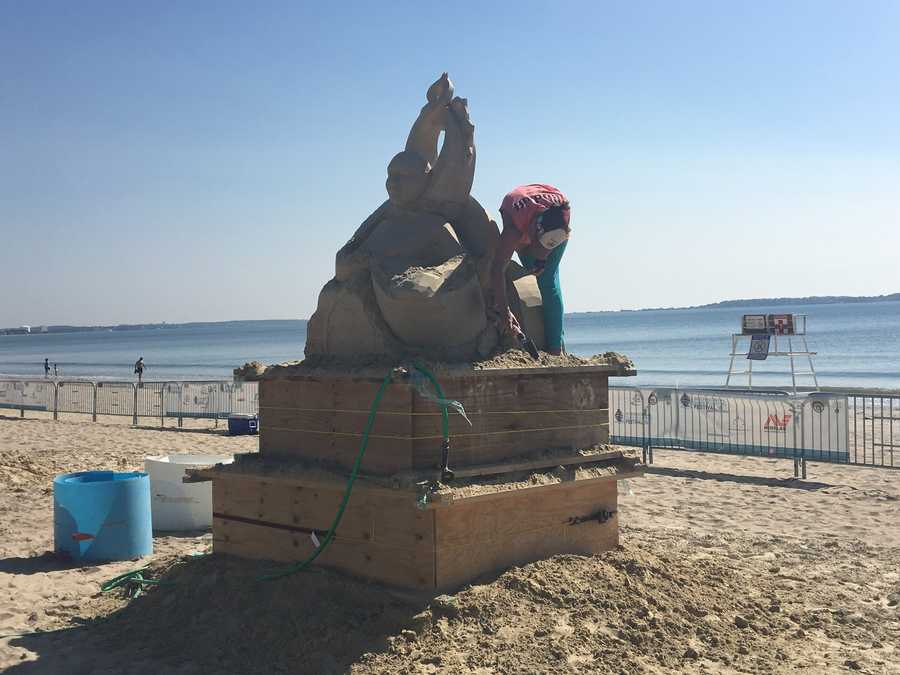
[[609, 385, 887, 474], [168, 382, 222, 420], [0, 377, 259, 426], [136, 382, 165, 422], [227, 381, 259, 416], [0, 379, 55, 414], [848, 393, 899, 468], [56, 381, 96, 415], [95, 382, 136, 417]]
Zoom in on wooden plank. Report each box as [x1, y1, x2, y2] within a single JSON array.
[[259, 377, 414, 474], [204, 463, 629, 592], [190, 464, 411, 499], [434, 479, 619, 590], [259, 428, 411, 475], [435, 519, 618, 591], [263, 363, 632, 381], [259, 370, 614, 473], [211, 473, 432, 549], [426, 468, 643, 509], [449, 449, 625, 479], [214, 516, 436, 590], [413, 372, 610, 469], [435, 479, 617, 545]]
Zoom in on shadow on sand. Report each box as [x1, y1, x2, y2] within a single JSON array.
[[0, 552, 76, 576], [646, 465, 833, 491], [6, 553, 430, 675]]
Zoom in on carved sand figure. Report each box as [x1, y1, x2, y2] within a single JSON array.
[[306, 74, 544, 360]]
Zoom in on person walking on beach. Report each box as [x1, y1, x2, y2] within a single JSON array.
[[44, 358, 51, 378], [491, 184, 571, 355], [134, 357, 145, 386]]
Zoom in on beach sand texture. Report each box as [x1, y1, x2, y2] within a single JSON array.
[[1, 411, 898, 673]]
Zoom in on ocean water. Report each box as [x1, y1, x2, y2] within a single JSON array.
[[1, 302, 898, 389]]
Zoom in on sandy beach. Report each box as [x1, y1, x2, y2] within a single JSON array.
[[1, 410, 898, 674]]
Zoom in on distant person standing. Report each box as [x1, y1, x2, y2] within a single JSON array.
[[44, 358, 51, 378], [53, 363, 59, 377], [134, 357, 145, 385]]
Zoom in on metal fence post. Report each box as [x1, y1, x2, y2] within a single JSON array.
[[176, 383, 183, 428], [159, 385, 165, 429], [53, 383, 59, 421], [132, 384, 138, 426], [92, 383, 98, 422]]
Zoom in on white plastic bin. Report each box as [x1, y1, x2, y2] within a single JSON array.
[[144, 454, 233, 531]]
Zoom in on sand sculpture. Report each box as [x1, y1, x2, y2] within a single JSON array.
[[198, 75, 638, 594], [305, 74, 544, 360]]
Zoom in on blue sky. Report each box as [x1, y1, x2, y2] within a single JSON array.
[[2, 1, 898, 326]]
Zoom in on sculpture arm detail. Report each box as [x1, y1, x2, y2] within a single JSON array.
[[404, 73, 476, 207]]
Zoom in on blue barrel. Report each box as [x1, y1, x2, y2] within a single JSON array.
[[53, 471, 153, 562], [228, 414, 259, 435]]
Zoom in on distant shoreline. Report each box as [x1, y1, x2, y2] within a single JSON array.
[[3, 293, 898, 334], [570, 292, 900, 316]]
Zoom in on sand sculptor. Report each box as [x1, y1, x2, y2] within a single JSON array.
[[306, 74, 545, 360]]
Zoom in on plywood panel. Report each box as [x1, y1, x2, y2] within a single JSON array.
[[434, 518, 618, 591], [207, 468, 626, 591], [212, 474, 432, 549], [412, 372, 610, 469], [434, 479, 618, 590], [436, 479, 617, 545], [259, 377, 414, 474], [259, 371, 612, 474], [214, 517, 436, 590]]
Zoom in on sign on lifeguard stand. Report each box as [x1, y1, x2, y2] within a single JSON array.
[[725, 313, 819, 392]]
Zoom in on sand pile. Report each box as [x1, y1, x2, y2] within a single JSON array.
[[232, 361, 267, 381], [472, 350, 633, 370], [4, 416, 900, 673], [9, 528, 898, 674], [264, 349, 633, 380]]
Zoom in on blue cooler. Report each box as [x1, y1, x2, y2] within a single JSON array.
[[228, 414, 259, 435]]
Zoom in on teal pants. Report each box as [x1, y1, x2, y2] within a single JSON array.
[[518, 240, 567, 352]]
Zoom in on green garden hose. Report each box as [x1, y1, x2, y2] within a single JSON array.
[[259, 370, 393, 581], [412, 362, 450, 441], [412, 362, 453, 480]]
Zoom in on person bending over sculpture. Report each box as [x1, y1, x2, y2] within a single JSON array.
[[492, 184, 571, 355]]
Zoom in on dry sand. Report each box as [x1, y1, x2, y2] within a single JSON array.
[[1, 411, 899, 673]]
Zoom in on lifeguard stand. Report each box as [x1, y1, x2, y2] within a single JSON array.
[[725, 313, 819, 393]]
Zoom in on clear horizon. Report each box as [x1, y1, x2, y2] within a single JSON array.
[[3, 2, 898, 326]]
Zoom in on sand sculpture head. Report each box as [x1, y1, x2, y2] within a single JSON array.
[[386, 151, 431, 208]]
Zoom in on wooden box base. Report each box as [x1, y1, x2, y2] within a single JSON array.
[[193, 456, 641, 592], [259, 364, 632, 476]]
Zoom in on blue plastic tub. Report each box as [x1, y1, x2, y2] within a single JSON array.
[[53, 471, 153, 562], [228, 414, 259, 435]]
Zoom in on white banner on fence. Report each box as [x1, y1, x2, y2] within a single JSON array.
[[609, 388, 648, 444], [0, 381, 22, 408], [0, 380, 53, 411], [609, 387, 849, 460]]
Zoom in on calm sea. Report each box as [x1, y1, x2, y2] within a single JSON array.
[[1, 301, 898, 389]]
